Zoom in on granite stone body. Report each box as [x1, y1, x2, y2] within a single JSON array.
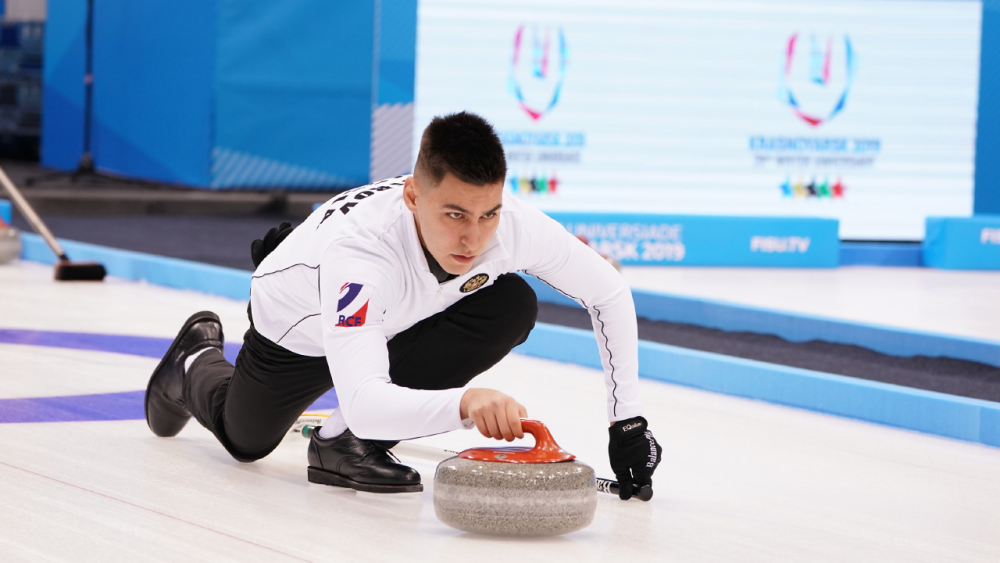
[[0, 227, 22, 265], [433, 456, 597, 537]]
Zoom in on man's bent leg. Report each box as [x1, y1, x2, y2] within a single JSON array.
[[145, 311, 224, 438], [387, 273, 538, 390], [185, 327, 332, 462]]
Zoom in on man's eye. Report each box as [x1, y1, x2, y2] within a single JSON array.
[[448, 212, 463, 219], [482, 212, 496, 219]]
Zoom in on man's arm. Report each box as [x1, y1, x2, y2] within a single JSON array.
[[516, 213, 643, 422], [320, 240, 527, 441], [513, 201, 661, 499], [322, 326, 469, 440]]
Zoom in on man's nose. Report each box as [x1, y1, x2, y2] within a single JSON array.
[[461, 221, 482, 250]]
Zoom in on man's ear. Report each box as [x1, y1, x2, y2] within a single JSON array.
[[403, 176, 419, 213]]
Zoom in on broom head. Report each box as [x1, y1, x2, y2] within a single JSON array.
[[55, 260, 107, 281]]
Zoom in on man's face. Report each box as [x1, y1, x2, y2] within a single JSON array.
[[403, 173, 503, 275]]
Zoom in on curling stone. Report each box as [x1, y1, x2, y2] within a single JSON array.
[[0, 226, 21, 265], [433, 419, 596, 537]]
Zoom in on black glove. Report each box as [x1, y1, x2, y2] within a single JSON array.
[[608, 416, 662, 500], [251, 221, 295, 268]]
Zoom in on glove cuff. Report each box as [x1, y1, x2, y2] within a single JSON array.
[[608, 416, 648, 441]]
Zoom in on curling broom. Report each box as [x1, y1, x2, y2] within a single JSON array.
[[0, 165, 106, 281]]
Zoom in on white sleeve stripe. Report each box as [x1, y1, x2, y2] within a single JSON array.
[[525, 271, 620, 417]]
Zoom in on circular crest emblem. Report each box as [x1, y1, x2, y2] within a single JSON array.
[[460, 273, 490, 293]]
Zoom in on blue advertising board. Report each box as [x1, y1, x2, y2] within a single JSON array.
[[0, 199, 10, 224], [923, 215, 1000, 270], [546, 212, 840, 267]]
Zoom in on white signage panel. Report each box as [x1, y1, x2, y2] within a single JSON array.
[[414, 0, 982, 240]]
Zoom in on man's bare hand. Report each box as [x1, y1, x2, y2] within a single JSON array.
[[459, 388, 528, 441]]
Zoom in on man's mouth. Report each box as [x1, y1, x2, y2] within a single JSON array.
[[451, 254, 476, 264]]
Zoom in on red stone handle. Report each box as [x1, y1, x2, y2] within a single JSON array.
[[457, 419, 576, 464], [519, 419, 561, 457]]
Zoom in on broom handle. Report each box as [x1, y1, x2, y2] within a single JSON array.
[[0, 165, 68, 260]]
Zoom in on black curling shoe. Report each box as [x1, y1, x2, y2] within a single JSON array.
[[144, 311, 224, 437], [307, 428, 422, 493]]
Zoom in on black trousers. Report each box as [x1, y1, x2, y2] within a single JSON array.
[[184, 273, 538, 462]]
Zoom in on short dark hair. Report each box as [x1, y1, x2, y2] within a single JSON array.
[[414, 112, 506, 186]]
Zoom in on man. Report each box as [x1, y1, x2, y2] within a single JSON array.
[[145, 112, 661, 499]]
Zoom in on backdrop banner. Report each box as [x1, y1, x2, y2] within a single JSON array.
[[547, 212, 840, 267], [923, 216, 1000, 270], [415, 0, 983, 241]]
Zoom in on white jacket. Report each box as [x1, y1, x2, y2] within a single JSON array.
[[251, 176, 642, 440]]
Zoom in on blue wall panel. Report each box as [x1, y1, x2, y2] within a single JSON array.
[[40, 0, 87, 171], [377, 0, 417, 105], [212, 0, 375, 189], [91, 0, 216, 185], [976, 1, 1000, 214], [42, 0, 385, 189]]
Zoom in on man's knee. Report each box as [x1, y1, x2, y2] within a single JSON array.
[[222, 412, 284, 462], [226, 443, 276, 463]]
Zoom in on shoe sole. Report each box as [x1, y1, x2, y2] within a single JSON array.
[[144, 311, 222, 436], [308, 466, 424, 493]]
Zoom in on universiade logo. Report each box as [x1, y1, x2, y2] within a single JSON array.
[[508, 25, 568, 121], [778, 33, 857, 127], [750, 236, 811, 254]]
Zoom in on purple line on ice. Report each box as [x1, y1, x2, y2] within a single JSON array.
[[0, 329, 338, 423]]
